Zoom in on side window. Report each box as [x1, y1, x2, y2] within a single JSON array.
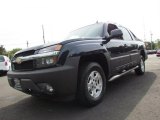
[[107, 24, 118, 35], [107, 24, 123, 40], [119, 27, 133, 41]]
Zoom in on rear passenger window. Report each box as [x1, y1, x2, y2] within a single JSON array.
[[0, 56, 5, 62], [119, 27, 133, 41], [130, 31, 138, 40]]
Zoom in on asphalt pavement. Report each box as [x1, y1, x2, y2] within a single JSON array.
[[0, 55, 160, 120]]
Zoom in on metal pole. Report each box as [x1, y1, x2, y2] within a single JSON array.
[[158, 39, 159, 49], [27, 41, 29, 48], [42, 25, 45, 44], [143, 18, 146, 42], [150, 33, 153, 50]]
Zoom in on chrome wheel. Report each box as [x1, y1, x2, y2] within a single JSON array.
[[141, 59, 145, 72], [77, 62, 106, 106], [135, 56, 145, 75], [87, 71, 103, 99]]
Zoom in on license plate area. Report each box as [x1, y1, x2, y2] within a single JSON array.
[[14, 78, 22, 90]]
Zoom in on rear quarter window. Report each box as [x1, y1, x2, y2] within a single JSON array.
[[0, 56, 5, 62]]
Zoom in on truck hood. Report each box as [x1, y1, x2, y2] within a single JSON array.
[[15, 38, 102, 55]]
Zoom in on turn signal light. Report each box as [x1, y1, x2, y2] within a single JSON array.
[[54, 44, 62, 51]]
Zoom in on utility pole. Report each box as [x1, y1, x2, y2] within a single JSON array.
[[158, 39, 160, 49], [42, 25, 45, 44], [143, 17, 146, 42], [150, 32, 153, 50], [27, 41, 29, 48]]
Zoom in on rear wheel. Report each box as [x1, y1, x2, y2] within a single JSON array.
[[135, 56, 145, 75], [77, 62, 106, 107]]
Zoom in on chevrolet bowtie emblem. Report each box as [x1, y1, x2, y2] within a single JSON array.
[[15, 57, 22, 64]]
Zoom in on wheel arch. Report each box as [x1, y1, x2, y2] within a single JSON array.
[[78, 53, 110, 81], [140, 50, 145, 60]]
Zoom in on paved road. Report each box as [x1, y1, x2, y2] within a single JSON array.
[[0, 55, 160, 120]]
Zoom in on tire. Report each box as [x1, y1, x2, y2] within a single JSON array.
[[4, 71, 8, 75], [77, 62, 106, 107], [135, 56, 145, 75]]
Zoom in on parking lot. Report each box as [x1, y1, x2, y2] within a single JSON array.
[[0, 55, 160, 120]]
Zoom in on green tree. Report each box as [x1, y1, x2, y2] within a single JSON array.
[[145, 41, 156, 50], [7, 48, 22, 59], [0, 45, 6, 55], [156, 39, 160, 49], [151, 41, 156, 50]]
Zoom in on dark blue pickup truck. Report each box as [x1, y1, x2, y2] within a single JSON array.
[[7, 22, 148, 106]]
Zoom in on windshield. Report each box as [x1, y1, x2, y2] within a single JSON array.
[[0, 56, 5, 62], [66, 23, 104, 39]]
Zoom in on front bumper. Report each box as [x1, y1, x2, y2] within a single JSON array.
[[7, 65, 77, 97]]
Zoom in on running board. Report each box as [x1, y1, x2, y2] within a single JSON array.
[[108, 66, 139, 82]]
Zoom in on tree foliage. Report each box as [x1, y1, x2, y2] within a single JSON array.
[[145, 41, 156, 50], [0, 45, 6, 55], [156, 39, 160, 49], [7, 48, 22, 59]]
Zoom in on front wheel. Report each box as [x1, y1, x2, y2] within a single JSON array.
[[77, 62, 106, 107], [135, 56, 145, 75]]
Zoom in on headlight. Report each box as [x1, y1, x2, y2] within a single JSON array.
[[38, 44, 62, 54], [36, 44, 62, 68]]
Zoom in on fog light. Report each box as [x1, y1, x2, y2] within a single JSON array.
[[37, 83, 54, 93], [46, 84, 54, 92]]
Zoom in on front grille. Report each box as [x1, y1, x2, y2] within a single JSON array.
[[12, 50, 36, 71], [13, 60, 35, 71]]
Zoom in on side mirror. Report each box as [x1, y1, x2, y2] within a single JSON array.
[[105, 29, 123, 41]]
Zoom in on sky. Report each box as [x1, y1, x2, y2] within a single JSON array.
[[0, 0, 160, 50]]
